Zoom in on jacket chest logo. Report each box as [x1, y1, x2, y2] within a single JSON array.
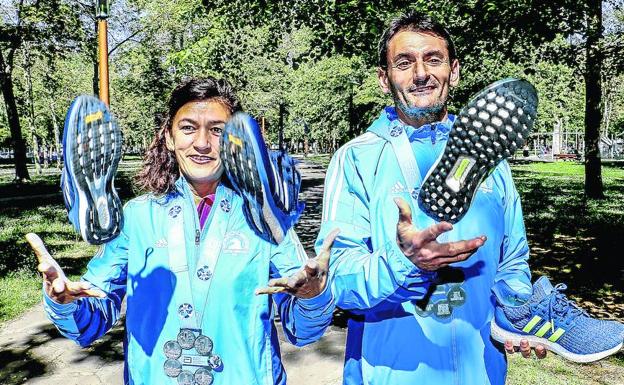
[[222, 232, 249, 253], [478, 178, 493, 194], [390, 181, 409, 194]]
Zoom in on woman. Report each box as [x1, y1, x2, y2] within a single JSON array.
[[31, 77, 336, 385]]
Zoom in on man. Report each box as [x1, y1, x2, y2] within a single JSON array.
[[315, 12, 544, 385]]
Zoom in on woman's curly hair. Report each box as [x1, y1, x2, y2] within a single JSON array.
[[135, 77, 242, 195]]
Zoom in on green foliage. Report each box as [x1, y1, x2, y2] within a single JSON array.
[[457, 56, 585, 133], [288, 55, 365, 146], [1, 0, 624, 162]]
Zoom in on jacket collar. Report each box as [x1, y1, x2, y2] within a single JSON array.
[[172, 175, 231, 201], [368, 106, 455, 142]]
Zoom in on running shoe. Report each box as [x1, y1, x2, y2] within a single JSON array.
[[220, 112, 304, 245], [418, 78, 538, 223], [491, 276, 624, 363], [61, 95, 123, 245]]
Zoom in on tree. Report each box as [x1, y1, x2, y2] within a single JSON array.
[[0, 0, 82, 181], [585, 0, 605, 198]]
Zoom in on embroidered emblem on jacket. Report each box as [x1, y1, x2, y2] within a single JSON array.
[[222, 232, 249, 253]]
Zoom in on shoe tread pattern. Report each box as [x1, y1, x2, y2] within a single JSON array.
[[418, 78, 538, 223], [66, 96, 123, 244], [221, 114, 278, 243]]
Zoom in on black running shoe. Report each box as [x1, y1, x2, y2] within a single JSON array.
[[61, 95, 123, 244], [418, 78, 538, 223], [220, 112, 304, 245]]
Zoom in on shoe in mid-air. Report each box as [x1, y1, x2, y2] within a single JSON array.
[[61, 95, 123, 245]]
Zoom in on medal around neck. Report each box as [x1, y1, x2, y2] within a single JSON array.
[[164, 329, 222, 385], [417, 78, 538, 223]]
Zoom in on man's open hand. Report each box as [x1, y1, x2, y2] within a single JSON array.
[[394, 198, 486, 271], [26, 233, 106, 304], [256, 228, 340, 299]]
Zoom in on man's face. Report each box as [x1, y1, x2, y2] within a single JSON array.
[[378, 30, 460, 127]]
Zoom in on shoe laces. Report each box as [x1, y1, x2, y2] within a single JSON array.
[[546, 283, 587, 332]]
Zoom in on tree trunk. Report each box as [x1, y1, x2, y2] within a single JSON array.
[[49, 98, 62, 169], [23, 48, 42, 175], [0, 48, 30, 182], [584, 0, 604, 199]]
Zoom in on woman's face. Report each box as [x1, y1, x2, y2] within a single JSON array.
[[165, 99, 231, 196]]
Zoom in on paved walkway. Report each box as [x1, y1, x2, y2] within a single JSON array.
[[0, 159, 346, 385]]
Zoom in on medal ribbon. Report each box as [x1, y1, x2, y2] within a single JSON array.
[[375, 120, 423, 207], [167, 184, 233, 329]]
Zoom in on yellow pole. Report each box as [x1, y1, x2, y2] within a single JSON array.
[[97, 18, 109, 106]]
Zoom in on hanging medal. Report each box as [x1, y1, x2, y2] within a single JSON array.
[[163, 184, 232, 384]]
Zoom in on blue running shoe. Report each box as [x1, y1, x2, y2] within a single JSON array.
[[220, 112, 304, 245], [491, 276, 624, 363], [418, 78, 538, 224], [61, 95, 123, 245]]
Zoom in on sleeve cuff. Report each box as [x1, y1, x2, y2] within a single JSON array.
[[296, 282, 334, 311], [387, 241, 437, 282], [43, 287, 78, 315]]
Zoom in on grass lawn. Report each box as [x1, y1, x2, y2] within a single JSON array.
[[0, 197, 99, 322], [507, 353, 624, 385], [0, 162, 138, 322]]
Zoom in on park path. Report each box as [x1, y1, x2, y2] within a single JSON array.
[[0, 159, 346, 385]]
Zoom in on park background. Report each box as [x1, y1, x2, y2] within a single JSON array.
[[1, 0, 623, 384]]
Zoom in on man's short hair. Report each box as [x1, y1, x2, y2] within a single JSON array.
[[378, 11, 457, 68]]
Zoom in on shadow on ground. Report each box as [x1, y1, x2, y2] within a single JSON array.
[[514, 167, 624, 320], [0, 320, 124, 385]]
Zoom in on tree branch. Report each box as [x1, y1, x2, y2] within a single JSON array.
[[108, 28, 145, 56]]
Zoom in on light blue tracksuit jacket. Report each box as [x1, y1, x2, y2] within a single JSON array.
[[316, 107, 532, 385], [44, 177, 334, 385]]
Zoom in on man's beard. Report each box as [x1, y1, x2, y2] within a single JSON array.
[[395, 98, 445, 125], [391, 81, 447, 126]]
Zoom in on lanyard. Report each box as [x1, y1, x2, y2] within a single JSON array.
[[167, 185, 233, 330], [382, 120, 423, 207]]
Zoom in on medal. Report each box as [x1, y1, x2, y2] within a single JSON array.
[[208, 354, 222, 370], [177, 370, 194, 385], [194, 335, 213, 356], [220, 198, 231, 212], [164, 359, 182, 377], [165, 329, 222, 381], [447, 285, 466, 307], [164, 340, 182, 359], [177, 329, 196, 349], [194, 368, 214, 385], [164, 191, 232, 383], [178, 303, 194, 319]]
